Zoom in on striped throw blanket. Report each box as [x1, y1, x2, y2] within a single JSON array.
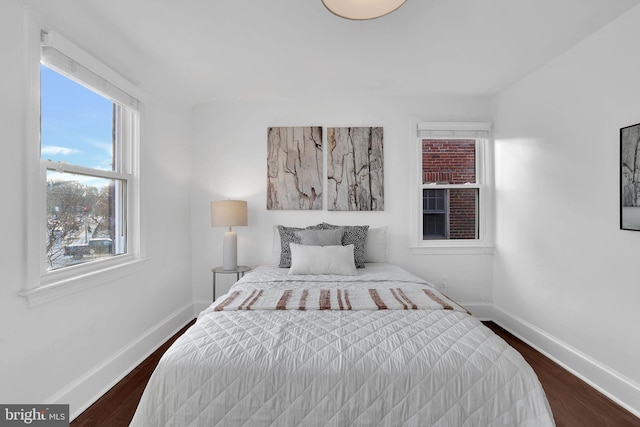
[[212, 287, 469, 314]]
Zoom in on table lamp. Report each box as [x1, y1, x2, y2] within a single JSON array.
[[211, 200, 248, 270]]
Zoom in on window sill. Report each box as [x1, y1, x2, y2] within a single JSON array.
[[19, 256, 149, 307], [409, 243, 494, 255]]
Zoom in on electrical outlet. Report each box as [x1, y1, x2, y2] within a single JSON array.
[[439, 277, 448, 290]]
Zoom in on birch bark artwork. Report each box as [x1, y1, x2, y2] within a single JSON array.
[[621, 124, 640, 207], [327, 127, 384, 211], [267, 126, 322, 210], [621, 123, 640, 229]]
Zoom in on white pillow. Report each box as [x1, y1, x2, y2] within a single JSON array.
[[289, 243, 357, 276], [364, 226, 387, 262], [274, 225, 387, 265], [271, 225, 339, 266]]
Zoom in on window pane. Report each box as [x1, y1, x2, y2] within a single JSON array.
[[422, 139, 476, 184], [423, 213, 446, 239], [422, 187, 478, 240], [40, 65, 115, 171], [423, 189, 445, 213], [423, 189, 447, 239], [46, 170, 125, 270], [449, 188, 478, 239]]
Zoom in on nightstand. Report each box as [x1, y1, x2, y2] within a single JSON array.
[[211, 266, 251, 301]]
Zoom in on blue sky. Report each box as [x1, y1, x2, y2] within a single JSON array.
[[40, 65, 114, 171]]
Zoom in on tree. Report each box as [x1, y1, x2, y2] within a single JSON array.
[[92, 184, 114, 238], [46, 180, 86, 268], [45, 178, 114, 267]]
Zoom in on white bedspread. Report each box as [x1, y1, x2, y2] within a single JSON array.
[[130, 264, 555, 426]]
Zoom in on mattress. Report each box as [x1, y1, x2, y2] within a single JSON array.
[[130, 264, 555, 426]]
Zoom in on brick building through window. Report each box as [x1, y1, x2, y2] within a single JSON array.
[[422, 139, 478, 239]]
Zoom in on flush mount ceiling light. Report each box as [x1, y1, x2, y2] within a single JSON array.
[[322, 0, 407, 20]]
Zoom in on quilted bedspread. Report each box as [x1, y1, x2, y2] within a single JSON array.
[[130, 264, 555, 426]]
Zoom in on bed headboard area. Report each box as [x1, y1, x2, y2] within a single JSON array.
[[271, 224, 387, 266]]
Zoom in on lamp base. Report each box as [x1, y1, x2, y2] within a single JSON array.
[[222, 231, 238, 270]]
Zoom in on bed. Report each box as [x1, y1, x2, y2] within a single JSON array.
[[130, 226, 555, 426]]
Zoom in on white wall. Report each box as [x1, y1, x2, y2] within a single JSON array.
[[190, 96, 494, 313], [492, 4, 640, 415], [0, 0, 194, 419], [6, 0, 639, 419]]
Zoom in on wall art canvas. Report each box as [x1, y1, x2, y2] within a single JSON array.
[[621, 123, 640, 230], [327, 127, 384, 211], [267, 126, 322, 210]]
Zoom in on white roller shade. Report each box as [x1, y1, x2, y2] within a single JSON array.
[[417, 122, 491, 139], [40, 31, 142, 112]]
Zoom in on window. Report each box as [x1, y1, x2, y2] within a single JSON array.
[[41, 65, 128, 270], [412, 122, 492, 250], [22, 23, 143, 304], [423, 189, 447, 238]]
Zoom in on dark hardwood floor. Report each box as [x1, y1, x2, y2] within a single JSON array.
[[71, 320, 640, 427], [70, 320, 195, 427], [484, 322, 640, 427]]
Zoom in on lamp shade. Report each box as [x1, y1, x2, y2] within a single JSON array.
[[210, 200, 248, 228], [322, 0, 406, 20]]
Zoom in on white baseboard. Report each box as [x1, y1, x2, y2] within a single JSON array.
[[460, 302, 493, 320], [492, 304, 640, 418], [48, 302, 195, 421]]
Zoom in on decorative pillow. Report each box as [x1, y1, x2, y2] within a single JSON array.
[[295, 228, 344, 246], [364, 226, 387, 263], [289, 243, 357, 276], [318, 223, 369, 268], [277, 224, 323, 268], [271, 225, 282, 265]]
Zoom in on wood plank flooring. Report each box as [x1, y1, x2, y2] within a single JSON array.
[[70, 320, 195, 427], [71, 320, 640, 427], [484, 322, 640, 427]]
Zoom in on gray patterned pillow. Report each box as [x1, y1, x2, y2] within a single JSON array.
[[318, 223, 369, 268], [277, 224, 324, 268], [295, 228, 344, 246]]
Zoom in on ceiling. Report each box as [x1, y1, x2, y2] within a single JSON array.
[[25, 0, 640, 107]]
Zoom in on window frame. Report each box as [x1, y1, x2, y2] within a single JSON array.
[[21, 11, 146, 306], [410, 121, 494, 254]]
